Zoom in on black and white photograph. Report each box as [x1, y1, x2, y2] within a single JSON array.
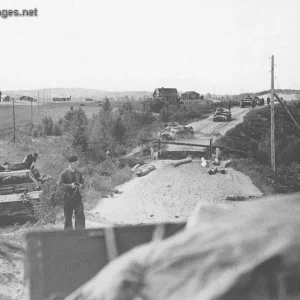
[[1, 0, 300, 299]]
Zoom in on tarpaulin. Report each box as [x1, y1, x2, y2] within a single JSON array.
[[65, 194, 300, 300]]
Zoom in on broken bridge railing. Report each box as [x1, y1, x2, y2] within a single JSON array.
[[154, 138, 213, 159]]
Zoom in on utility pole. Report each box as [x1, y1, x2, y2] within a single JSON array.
[[37, 91, 40, 122], [271, 55, 276, 173], [31, 99, 33, 128], [7, 97, 20, 144], [13, 97, 16, 142]]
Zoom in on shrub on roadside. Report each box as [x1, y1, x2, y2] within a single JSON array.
[[42, 116, 53, 136], [219, 102, 300, 194], [52, 123, 62, 136], [34, 181, 62, 224]]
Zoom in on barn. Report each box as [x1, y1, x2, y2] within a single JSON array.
[[181, 91, 200, 100], [53, 96, 71, 102]]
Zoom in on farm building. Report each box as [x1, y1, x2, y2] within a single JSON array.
[[20, 96, 37, 102], [53, 96, 71, 102], [181, 91, 200, 100], [84, 98, 93, 101], [153, 87, 179, 103]]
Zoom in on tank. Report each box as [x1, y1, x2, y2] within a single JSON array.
[[0, 167, 41, 224], [213, 107, 232, 122], [158, 123, 194, 140], [240, 95, 253, 108]]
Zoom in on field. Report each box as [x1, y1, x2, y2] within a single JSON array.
[[0, 101, 101, 127], [0, 101, 138, 140]]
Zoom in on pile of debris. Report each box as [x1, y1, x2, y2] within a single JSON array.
[[132, 164, 156, 177], [199, 157, 231, 175]]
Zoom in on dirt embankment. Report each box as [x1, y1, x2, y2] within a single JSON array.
[[92, 106, 262, 225]]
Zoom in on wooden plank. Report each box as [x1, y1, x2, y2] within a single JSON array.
[[159, 141, 211, 147], [104, 227, 118, 261], [162, 145, 208, 152]]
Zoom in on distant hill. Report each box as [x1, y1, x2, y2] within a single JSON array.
[[255, 89, 300, 96], [252, 89, 300, 101], [3, 88, 151, 102], [222, 89, 300, 101]]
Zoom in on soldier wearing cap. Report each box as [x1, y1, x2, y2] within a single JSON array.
[[58, 155, 85, 230]]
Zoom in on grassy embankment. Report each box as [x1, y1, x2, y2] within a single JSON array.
[[216, 101, 300, 195]]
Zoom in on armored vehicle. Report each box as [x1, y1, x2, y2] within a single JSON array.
[[240, 95, 253, 108], [0, 166, 41, 224], [253, 96, 264, 106], [158, 124, 194, 140], [212, 107, 232, 122]]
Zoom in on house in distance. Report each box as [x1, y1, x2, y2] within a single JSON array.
[[0, 95, 12, 102], [153, 87, 180, 104], [52, 96, 71, 102], [181, 91, 201, 100], [20, 96, 37, 102]]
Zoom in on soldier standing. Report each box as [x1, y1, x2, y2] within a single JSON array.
[[267, 97, 270, 106], [58, 156, 85, 230]]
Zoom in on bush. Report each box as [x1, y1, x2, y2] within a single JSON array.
[[52, 123, 62, 136], [218, 102, 300, 194], [32, 128, 38, 138], [34, 181, 62, 223], [42, 116, 53, 136]]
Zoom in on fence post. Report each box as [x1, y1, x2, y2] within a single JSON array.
[[209, 139, 212, 159]]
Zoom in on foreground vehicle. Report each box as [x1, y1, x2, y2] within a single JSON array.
[[0, 164, 41, 224], [213, 107, 232, 122]]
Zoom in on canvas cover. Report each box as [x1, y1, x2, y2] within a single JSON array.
[[65, 194, 300, 300]]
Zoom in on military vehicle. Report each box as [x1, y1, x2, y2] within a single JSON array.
[[158, 123, 194, 140], [212, 107, 232, 122], [240, 95, 253, 108], [253, 96, 264, 106], [0, 165, 41, 224]]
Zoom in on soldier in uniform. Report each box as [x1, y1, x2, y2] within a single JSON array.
[[58, 155, 85, 230]]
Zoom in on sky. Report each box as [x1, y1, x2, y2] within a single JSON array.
[[0, 0, 300, 94]]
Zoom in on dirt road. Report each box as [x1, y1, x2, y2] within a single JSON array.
[[189, 106, 252, 140], [162, 106, 253, 152], [93, 106, 263, 225]]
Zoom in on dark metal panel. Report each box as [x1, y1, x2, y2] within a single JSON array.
[[114, 225, 155, 255], [26, 229, 108, 300], [25, 223, 186, 300]]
